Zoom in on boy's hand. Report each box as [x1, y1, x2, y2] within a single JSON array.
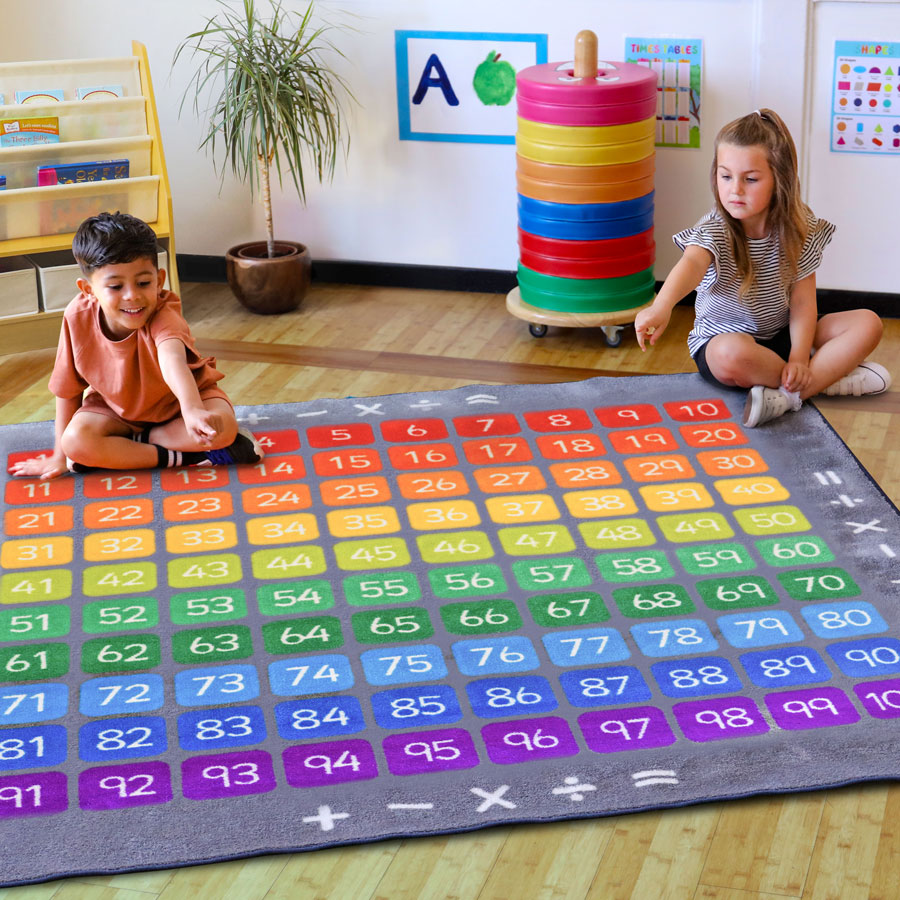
[[9, 453, 69, 480], [781, 361, 812, 394], [634, 306, 671, 351], [183, 407, 224, 447]]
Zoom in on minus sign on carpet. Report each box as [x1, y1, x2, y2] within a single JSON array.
[[387, 803, 435, 810]]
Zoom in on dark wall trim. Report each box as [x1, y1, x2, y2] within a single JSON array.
[[178, 254, 898, 317]]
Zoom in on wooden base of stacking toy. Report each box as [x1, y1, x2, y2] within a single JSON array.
[[506, 286, 654, 346]]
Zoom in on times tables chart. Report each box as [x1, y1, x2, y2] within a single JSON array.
[[1, 373, 899, 886]]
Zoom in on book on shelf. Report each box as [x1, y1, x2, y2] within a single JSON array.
[[38, 159, 130, 186], [15, 89, 65, 104], [76, 85, 123, 100], [0, 117, 60, 147]]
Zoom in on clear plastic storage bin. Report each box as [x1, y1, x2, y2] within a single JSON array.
[[0, 256, 39, 318]]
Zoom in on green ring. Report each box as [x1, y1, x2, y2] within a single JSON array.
[[518, 282, 656, 312], [517, 263, 655, 297]]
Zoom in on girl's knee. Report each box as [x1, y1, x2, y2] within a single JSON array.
[[705, 336, 753, 382]]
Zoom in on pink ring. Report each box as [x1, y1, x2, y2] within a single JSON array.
[[517, 94, 657, 127]]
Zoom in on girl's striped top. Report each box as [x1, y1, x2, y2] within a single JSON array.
[[674, 210, 835, 356]]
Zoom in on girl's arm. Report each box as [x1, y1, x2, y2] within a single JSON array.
[[783, 273, 817, 392], [9, 394, 82, 479], [157, 338, 219, 445], [635, 244, 713, 350]]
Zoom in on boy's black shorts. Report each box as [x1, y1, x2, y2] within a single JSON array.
[[692, 326, 793, 390]]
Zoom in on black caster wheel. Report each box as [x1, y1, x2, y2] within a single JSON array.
[[602, 326, 623, 347], [529, 323, 548, 338]]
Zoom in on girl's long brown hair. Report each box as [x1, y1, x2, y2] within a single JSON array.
[[711, 108, 809, 297]]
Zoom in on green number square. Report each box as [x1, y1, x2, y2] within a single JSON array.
[[417, 531, 494, 564], [512, 556, 591, 591], [168, 554, 242, 588], [262, 616, 343, 654], [527, 591, 609, 628], [427, 565, 507, 599], [612, 584, 695, 618], [257, 581, 335, 615], [352, 607, 434, 644], [756, 536, 835, 567], [170, 589, 249, 624], [656, 513, 734, 543], [81, 635, 161, 674], [1, 569, 72, 604], [82, 598, 158, 634], [676, 542, 756, 575], [776, 567, 861, 601], [0, 606, 70, 642], [251, 547, 325, 579], [595, 550, 674, 583], [334, 538, 410, 570], [733, 505, 811, 536], [343, 572, 421, 606], [697, 575, 779, 610], [0, 643, 69, 682], [172, 625, 254, 664], [440, 600, 522, 635], [578, 518, 656, 550], [83, 562, 157, 596], [498, 525, 575, 556]]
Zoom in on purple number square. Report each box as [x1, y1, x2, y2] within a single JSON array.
[[579, 705, 677, 753], [383, 728, 480, 775], [855, 678, 900, 719], [673, 696, 769, 743], [481, 716, 579, 765], [79, 762, 173, 811], [181, 749, 276, 800], [765, 687, 860, 730], [0, 772, 68, 819], [283, 739, 378, 788]]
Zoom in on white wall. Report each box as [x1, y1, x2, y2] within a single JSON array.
[[2, 0, 897, 293]]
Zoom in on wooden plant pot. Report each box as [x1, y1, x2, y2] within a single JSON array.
[[225, 240, 311, 314]]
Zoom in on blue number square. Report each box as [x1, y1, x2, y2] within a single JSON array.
[[542, 628, 630, 667], [740, 647, 832, 687], [630, 619, 718, 657], [466, 675, 558, 718], [80, 674, 165, 716], [0, 724, 67, 771], [717, 611, 804, 648], [79, 715, 168, 762], [360, 644, 448, 686], [274, 696, 366, 739], [559, 666, 652, 707], [174, 665, 260, 706], [826, 638, 900, 678], [177, 704, 267, 751], [0, 684, 68, 724], [372, 684, 462, 728], [451, 637, 540, 676], [802, 602, 888, 640], [651, 656, 743, 698], [268, 654, 354, 696]]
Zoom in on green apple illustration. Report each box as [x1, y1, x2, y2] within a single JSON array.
[[472, 51, 516, 106]]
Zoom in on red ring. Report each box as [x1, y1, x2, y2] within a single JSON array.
[[518, 227, 655, 261], [519, 245, 656, 279]]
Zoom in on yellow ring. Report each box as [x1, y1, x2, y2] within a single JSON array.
[[516, 115, 655, 147], [516, 134, 656, 166]]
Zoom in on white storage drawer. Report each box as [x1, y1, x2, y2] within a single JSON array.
[[0, 256, 39, 318], [0, 97, 147, 142]]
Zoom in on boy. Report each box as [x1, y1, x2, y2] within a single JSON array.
[[10, 212, 263, 480]]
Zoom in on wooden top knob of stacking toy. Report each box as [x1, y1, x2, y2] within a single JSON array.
[[574, 30, 598, 79]]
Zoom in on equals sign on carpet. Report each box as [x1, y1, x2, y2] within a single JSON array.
[[631, 769, 679, 788], [814, 471, 842, 486]]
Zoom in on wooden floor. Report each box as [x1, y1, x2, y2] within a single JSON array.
[[1, 281, 899, 900]]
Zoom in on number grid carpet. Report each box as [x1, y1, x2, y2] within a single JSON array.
[[1, 373, 899, 886]]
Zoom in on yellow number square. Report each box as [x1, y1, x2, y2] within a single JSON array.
[[327, 505, 401, 538], [406, 500, 481, 530], [562, 488, 637, 518], [165, 522, 238, 554], [639, 482, 715, 512], [485, 494, 561, 524], [1, 536, 73, 569], [713, 477, 790, 505], [246, 513, 319, 545], [84, 529, 155, 561], [733, 505, 811, 535]]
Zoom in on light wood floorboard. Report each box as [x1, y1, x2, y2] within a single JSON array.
[[0, 281, 898, 900]]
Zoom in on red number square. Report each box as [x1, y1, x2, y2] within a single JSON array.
[[5, 477, 74, 506], [524, 409, 593, 432], [594, 404, 662, 429], [305, 423, 374, 448], [160, 467, 230, 492], [6, 448, 54, 468], [237, 455, 306, 484], [387, 443, 458, 470], [679, 423, 749, 448], [452, 413, 521, 437], [381, 418, 449, 443], [663, 399, 732, 422], [535, 433, 606, 459], [253, 429, 300, 454], [82, 471, 153, 497], [462, 437, 532, 465], [313, 448, 383, 477], [608, 428, 678, 454]]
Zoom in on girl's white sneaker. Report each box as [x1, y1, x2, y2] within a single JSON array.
[[742, 386, 802, 428], [822, 361, 891, 397]]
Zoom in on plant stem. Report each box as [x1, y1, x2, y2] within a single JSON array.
[[258, 147, 275, 258]]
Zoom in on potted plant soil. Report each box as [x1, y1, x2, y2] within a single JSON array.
[[175, 0, 353, 313]]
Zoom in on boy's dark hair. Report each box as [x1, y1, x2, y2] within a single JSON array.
[[73, 212, 159, 276]]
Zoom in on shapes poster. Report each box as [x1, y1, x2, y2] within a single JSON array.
[[625, 37, 702, 149], [831, 40, 900, 155]]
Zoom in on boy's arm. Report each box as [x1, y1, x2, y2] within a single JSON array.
[[9, 394, 82, 479], [157, 338, 220, 445], [634, 244, 713, 350], [782, 273, 817, 392]]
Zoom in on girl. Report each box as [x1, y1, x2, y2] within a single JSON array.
[[634, 108, 889, 427]]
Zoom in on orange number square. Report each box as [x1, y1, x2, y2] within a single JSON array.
[[536, 433, 606, 460], [163, 491, 233, 522], [397, 471, 469, 499], [623, 454, 696, 483], [237, 455, 305, 485], [549, 460, 622, 488], [241, 484, 313, 514], [696, 448, 769, 476], [83, 471, 153, 498], [5, 505, 73, 536], [387, 443, 457, 470], [462, 437, 532, 465], [680, 423, 748, 448], [320, 477, 392, 506], [608, 428, 678, 454], [83, 499, 155, 529], [473, 466, 546, 493]]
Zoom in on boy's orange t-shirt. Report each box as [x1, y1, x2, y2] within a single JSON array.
[[48, 290, 225, 425]]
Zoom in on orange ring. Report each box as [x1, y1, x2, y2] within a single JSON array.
[[515, 154, 655, 185], [517, 171, 654, 203]]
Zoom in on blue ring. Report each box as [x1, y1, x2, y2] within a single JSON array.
[[518, 191, 654, 222], [518, 210, 655, 240]]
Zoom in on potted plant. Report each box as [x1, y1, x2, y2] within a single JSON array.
[[175, 0, 353, 313]]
